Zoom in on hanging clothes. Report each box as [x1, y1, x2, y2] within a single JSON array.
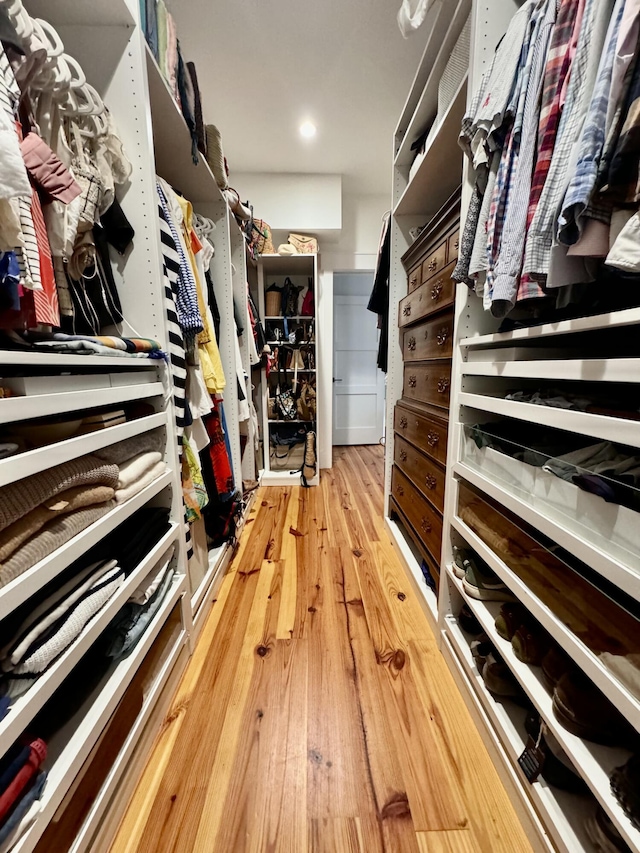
[[367, 213, 390, 372]]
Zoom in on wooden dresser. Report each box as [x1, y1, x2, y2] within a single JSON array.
[[389, 188, 460, 593]]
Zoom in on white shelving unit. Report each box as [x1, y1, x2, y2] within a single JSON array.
[[386, 2, 640, 851], [257, 253, 319, 487], [0, 0, 259, 849]]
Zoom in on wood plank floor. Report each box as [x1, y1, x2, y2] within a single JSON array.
[[110, 446, 533, 853]]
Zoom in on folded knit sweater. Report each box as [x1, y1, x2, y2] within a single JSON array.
[[115, 460, 167, 503], [116, 451, 163, 490], [0, 485, 115, 563], [0, 503, 114, 589], [95, 430, 164, 466], [0, 455, 119, 532]]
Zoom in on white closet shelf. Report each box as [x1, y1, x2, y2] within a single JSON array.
[[191, 541, 231, 618], [0, 353, 160, 369], [453, 462, 640, 599], [460, 306, 640, 348], [23, 0, 134, 26], [0, 524, 180, 762], [145, 45, 227, 210], [0, 382, 164, 427], [0, 471, 173, 619], [443, 619, 597, 853], [461, 358, 640, 384], [445, 565, 640, 852], [394, 0, 471, 168], [260, 470, 318, 487], [65, 612, 184, 853], [0, 411, 167, 489], [259, 255, 316, 275], [450, 514, 640, 734], [394, 77, 467, 218], [264, 316, 315, 321], [384, 516, 438, 626], [12, 574, 187, 853], [458, 392, 640, 448]]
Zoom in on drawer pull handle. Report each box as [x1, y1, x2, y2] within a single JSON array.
[[428, 259, 437, 272], [399, 449, 408, 462], [436, 328, 449, 346], [454, 238, 459, 250], [431, 281, 443, 301], [427, 431, 439, 447], [396, 484, 405, 497], [407, 336, 416, 352], [399, 416, 408, 429], [402, 304, 411, 317], [437, 378, 450, 394], [421, 517, 432, 534], [425, 474, 437, 490], [408, 375, 417, 388]]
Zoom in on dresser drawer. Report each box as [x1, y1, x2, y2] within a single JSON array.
[[394, 403, 448, 465], [422, 241, 448, 282], [399, 261, 456, 327], [408, 264, 422, 293], [391, 466, 443, 562], [389, 497, 440, 591], [394, 435, 445, 513], [402, 313, 454, 362], [403, 361, 451, 410], [448, 228, 460, 263]]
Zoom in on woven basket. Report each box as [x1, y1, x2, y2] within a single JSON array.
[[266, 290, 282, 317], [437, 15, 471, 119]]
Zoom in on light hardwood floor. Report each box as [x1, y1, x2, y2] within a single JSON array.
[[110, 446, 533, 853]]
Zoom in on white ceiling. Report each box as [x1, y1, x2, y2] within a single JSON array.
[[171, 0, 427, 196]]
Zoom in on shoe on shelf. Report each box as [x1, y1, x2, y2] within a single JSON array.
[[495, 601, 529, 640], [512, 624, 550, 666], [482, 653, 529, 706], [585, 806, 634, 853], [541, 645, 573, 693], [610, 755, 640, 833], [452, 545, 469, 579], [470, 637, 492, 673], [458, 603, 483, 636], [553, 670, 636, 747], [524, 711, 587, 794], [462, 557, 516, 602]]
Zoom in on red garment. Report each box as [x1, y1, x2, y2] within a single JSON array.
[[30, 186, 59, 327], [204, 402, 234, 496], [0, 739, 46, 823]]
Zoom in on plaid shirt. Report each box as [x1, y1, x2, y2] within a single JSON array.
[[602, 45, 640, 203], [557, 0, 625, 247], [491, 0, 558, 315], [517, 0, 583, 300], [523, 0, 617, 278]]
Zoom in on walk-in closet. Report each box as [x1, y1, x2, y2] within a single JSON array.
[[0, 0, 637, 851]]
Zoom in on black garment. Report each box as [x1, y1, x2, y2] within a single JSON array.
[[248, 291, 267, 353], [186, 62, 207, 158], [205, 271, 221, 341], [367, 218, 390, 372], [177, 43, 198, 165], [0, 9, 24, 54]]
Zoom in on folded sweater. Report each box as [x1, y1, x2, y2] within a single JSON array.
[[0, 485, 115, 563], [0, 503, 114, 589], [116, 451, 163, 490], [115, 460, 167, 504], [95, 430, 164, 466], [0, 455, 118, 532], [0, 740, 46, 823]]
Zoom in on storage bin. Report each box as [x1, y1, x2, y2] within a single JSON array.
[[265, 289, 282, 317]]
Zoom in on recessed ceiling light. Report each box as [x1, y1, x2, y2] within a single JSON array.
[[299, 121, 317, 139]]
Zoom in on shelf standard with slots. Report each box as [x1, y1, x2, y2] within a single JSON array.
[[394, 76, 468, 217], [450, 512, 640, 733], [0, 524, 180, 763], [12, 575, 188, 853], [453, 462, 640, 600], [459, 306, 640, 348], [445, 563, 640, 852], [458, 392, 640, 449], [0, 382, 164, 427], [0, 471, 174, 620], [0, 411, 167, 489], [442, 618, 596, 853]]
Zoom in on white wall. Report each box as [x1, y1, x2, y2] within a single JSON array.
[[322, 193, 389, 271], [234, 172, 342, 232], [333, 271, 374, 297]]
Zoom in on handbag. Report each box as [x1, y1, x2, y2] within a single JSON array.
[[288, 233, 318, 254], [282, 277, 302, 317], [301, 277, 314, 316], [265, 284, 283, 317], [250, 218, 275, 255], [297, 378, 316, 421], [274, 362, 297, 421]]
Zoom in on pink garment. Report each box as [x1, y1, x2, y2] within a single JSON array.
[[165, 13, 180, 106], [20, 133, 81, 204]]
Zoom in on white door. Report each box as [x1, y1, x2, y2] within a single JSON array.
[[332, 294, 385, 445]]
